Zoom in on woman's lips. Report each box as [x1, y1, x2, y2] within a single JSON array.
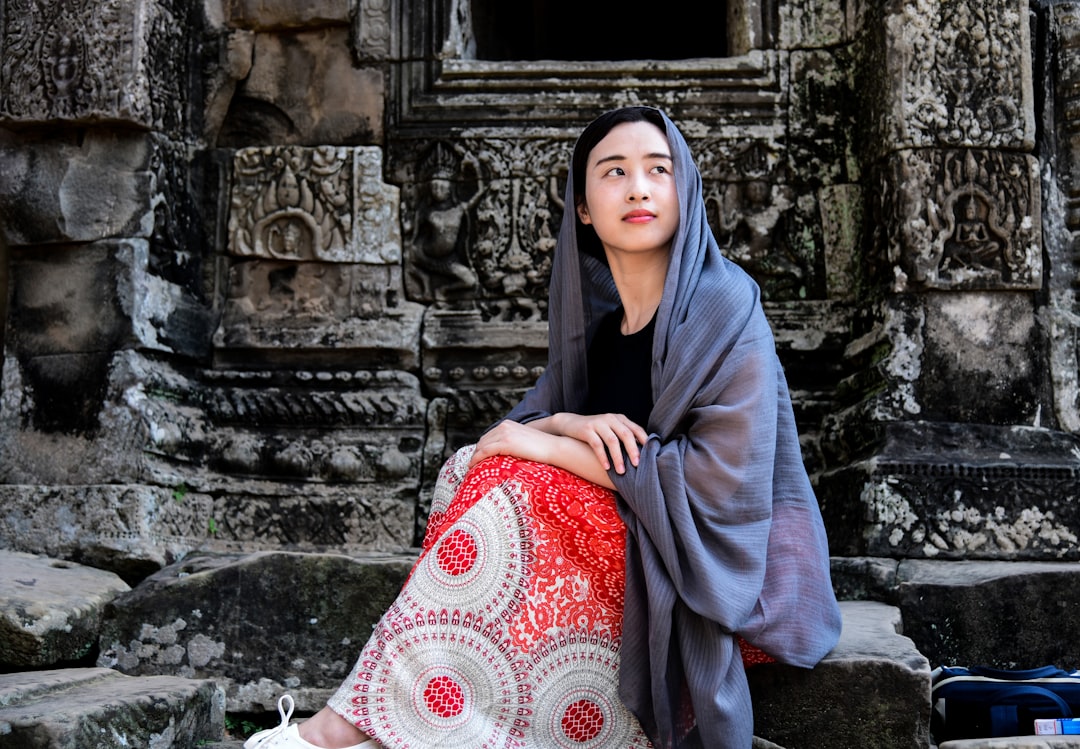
[[623, 210, 655, 223]]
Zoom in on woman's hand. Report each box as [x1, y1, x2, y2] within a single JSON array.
[[551, 412, 648, 473], [467, 414, 648, 486], [469, 419, 555, 467]]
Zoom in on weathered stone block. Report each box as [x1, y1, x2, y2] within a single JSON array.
[[0, 0, 189, 133], [919, 292, 1043, 424], [225, 0, 351, 30], [96, 551, 415, 712], [1, 134, 155, 246], [0, 667, 225, 748], [6, 240, 210, 361], [749, 600, 932, 749], [895, 559, 1080, 670], [219, 28, 383, 145], [0, 483, 214, 582], [780, 0, 848, 50], [818, 422, 1080, 561], [0, 551, 130, 668]]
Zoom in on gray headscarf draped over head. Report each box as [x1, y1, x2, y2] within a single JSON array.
[[505, 107, 841, 749]]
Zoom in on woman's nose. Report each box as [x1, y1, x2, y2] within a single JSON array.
[[627, 174, 650, 201]]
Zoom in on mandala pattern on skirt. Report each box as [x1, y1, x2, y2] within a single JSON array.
[[409, 480, 533, 622], [530, 628, 652, 749], [350, 608, 529, 748], [331, 450, 655, 747]]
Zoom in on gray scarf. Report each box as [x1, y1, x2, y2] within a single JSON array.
[[505, 109, 841, 749]]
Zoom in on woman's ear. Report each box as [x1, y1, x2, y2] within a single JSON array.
[[577, 202, 592, 225]]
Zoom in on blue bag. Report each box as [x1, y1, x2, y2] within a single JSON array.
[[932, 665, 1080, 740]]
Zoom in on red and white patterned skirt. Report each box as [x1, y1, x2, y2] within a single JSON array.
[[328, 446, 770, 748]]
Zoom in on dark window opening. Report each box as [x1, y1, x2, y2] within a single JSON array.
[[471, 0, 728, 61]]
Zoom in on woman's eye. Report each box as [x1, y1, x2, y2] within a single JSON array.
[[606, 166, 625, 177]]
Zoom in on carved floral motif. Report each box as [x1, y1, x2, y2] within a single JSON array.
[[0, 0, 185, 130], [228, 146, 400, 264], [893, 0, 1031, 148]]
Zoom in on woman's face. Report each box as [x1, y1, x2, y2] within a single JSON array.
[[577, 120, 678, 263]]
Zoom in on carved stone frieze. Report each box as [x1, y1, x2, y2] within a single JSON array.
[[878, 0, 1033, 151], [420, 308, 546, 396], [819, 422, 1080, 561], [228, 146, 400, 264], [0, 0, 187, 132], [396, 134, 822, 308], [878, 149, 1041, 291]]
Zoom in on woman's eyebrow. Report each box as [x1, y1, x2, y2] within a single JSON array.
[[593, 151, 673, 166]]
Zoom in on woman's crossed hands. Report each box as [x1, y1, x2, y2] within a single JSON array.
[[469, 412, 648, 481]]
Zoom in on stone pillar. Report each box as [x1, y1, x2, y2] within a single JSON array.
[[817, 0, 1080, 560], [1046, 3, 1080, 434], [0, 0, 212, 575]]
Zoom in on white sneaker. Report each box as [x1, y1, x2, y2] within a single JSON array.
[[242, 694, 378, 749]]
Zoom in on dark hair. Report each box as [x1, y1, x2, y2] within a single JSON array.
[[571, 106, 668, 262]]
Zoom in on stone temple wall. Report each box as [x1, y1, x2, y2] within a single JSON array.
[[0, 0, 1078, 582]]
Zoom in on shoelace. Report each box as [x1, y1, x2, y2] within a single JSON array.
[[248, 694, 296, 746]]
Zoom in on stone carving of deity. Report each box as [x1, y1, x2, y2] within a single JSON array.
[[406, 143, 485, 306], [940, 193, 1006, 277]]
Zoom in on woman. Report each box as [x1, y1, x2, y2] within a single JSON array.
[[245, 106, 841, 749]]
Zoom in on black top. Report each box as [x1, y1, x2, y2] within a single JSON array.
[[582, 307, 655, 427]]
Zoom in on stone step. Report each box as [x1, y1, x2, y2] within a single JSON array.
[[751, 599, 931, 749], [0, 667, 224, 748], [0, 600, 929, 749], [4, 549, 1080, 747]]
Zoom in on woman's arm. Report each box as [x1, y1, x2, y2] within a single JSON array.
[[469, 414, 648, 488]]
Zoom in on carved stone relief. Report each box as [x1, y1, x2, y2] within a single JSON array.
[[218, 145, 420, 367], [397, 134, 821, 311], [0, 0, 187, 133], [704, 140, 823, 300], [354, 0, 393, 61], [879, 149, 1041, 291], [229, 146, 400, 264], [883, 0, 1033, 151], [397, 137, 568, 317]]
